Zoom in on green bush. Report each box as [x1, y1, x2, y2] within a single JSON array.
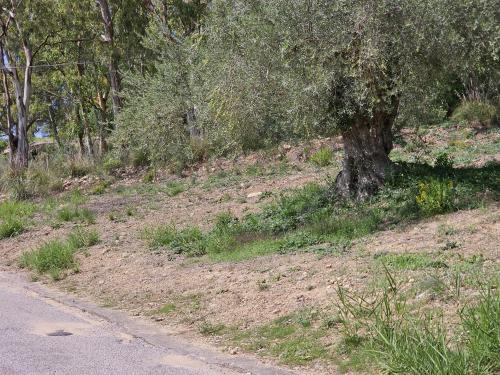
[[165, 181, 186, 197], [0, 200, 34, 239], [102, 156, 123, 174], [309, 148, 333, 167], [68, 159, 93, 178], [434, 152, 454, 170], [144, 225, 205, 255], [0, 200, 34, 219], [91, 181, 110, 195], [19, 228, 100, 280], [451, 100, 497, 125], [142, 168, 157, 183]]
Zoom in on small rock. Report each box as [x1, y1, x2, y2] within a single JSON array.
[[326, 264, 333, 269], [229, 347, 239, 355], [98, 280, 105, 285], [153, 317, 164, 322], [246, 191, 263, 199], [272, 309, 281, 314]]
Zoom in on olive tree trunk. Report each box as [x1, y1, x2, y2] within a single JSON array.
[[335, 109, 397, 200]]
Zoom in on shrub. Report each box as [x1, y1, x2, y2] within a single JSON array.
[[434, 152, 454, 170], [451, 100, 497, 126], [91, 180, 110, 195], [246, 183, 327, 234], [0, 200, 34, 219], [19, 228, 100, 280], [131, 149, 150, 167], [144, 225, 205, 255], [143, 168, 157, 183], [415, 179, 454, 216], [102, 156, 123, 174], [0, 200, 34, 239], [68, 159, 93, 178], [309, 147, 333, 167]]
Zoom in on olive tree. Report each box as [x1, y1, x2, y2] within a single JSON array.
[[200, 0, 498, 199]]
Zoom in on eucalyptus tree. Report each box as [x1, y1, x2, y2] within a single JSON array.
[[115, 0, 208, 166], [0, 0, 62, 170]]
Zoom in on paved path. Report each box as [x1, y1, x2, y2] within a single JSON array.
[[0, 271, 295, 375]]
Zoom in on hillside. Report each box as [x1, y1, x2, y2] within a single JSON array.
[[1, 122, 498, 374]]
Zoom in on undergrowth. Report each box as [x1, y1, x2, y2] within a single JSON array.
[[143, 158, 498, 260]]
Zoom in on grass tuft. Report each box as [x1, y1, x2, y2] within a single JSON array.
[[0, 218, 25, 239], [57, 206, 96, 224], [19, 228, 100, 280], [309, 147, 333, 167]]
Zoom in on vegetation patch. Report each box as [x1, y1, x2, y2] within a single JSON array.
[[57, 206, 96, 224], [165, 181, 186, 197], [231, 309, 331, 365], [334, 271, 500, 374], [375, 253, 448, 270], [0, 219, 26, 239], [0, 200, 35, 239], [19, 228, 100, 280], [309, 147, 334, 167]]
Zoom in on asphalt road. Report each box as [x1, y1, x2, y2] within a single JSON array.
[[0, 271, 295, 375]]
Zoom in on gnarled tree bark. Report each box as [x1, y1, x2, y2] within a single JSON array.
[[335, 103, 398, 200]]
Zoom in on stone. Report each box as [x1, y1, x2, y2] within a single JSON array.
[[246, 191, 263, 199]]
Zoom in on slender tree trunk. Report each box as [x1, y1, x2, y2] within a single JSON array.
[[335, 108, 397, 200], [75, 106, 86, 157], [97, 0, 122, 119], [1, 66, 16, 168], [48, 106, 62, 148], [14, 109, 29, 169], [80, 107, 94, 157], [96, 91, 108, 155]]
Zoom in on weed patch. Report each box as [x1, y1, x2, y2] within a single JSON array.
[[165, 181, 186, 197], [0, 200, 35, 239], [19, 240, 77, 281]]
